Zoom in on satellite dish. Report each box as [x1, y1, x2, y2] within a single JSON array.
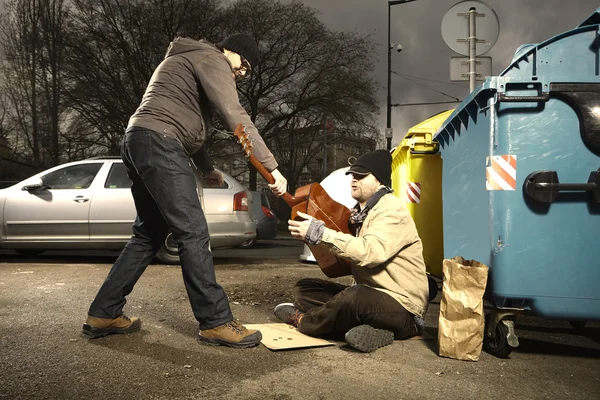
[[441, 0, 499, 56]]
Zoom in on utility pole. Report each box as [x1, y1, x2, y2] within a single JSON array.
[[386, 0, 416, 150]]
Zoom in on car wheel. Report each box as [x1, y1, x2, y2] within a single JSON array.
[[236, 235, 258, 249], [15, 249, 45, 256], [156, 232, 181, 265]]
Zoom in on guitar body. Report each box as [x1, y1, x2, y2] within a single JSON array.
[[292, 183, 352, 278], [233, 123, 352, 279]]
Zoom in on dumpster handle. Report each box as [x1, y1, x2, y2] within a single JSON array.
[[410, 149, 439, 155], [524, 169, 600, 203], [497, 93, 550, 103]]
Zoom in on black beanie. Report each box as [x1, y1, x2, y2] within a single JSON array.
[[345, 149, 393, 187], [218, 33, 260, 69]]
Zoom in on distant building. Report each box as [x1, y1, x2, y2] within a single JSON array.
[[296, 131, 376, 188]]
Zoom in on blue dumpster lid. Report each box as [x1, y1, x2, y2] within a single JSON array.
[[500, 14, 600, 77], [432, 77, 499, 146], [578, 7, 600, 28], [435, 7, 600, 145]]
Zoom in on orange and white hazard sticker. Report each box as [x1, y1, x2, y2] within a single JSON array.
[[486, 155, 517, 190], [406, 182, 421, 203]]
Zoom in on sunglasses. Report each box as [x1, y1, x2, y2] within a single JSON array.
[[350, 172, 369, 180]]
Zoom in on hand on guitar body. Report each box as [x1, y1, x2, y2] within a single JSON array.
[[288, 211, 325, 245], [268, 168, 287, 197]]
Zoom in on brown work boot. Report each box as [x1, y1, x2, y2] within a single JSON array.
[[82, 315, 141, 338], [198, 320, 262, 348]]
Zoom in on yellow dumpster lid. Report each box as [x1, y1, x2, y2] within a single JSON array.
[[392, 109, 454, 158], [406, 109, 454, 136]]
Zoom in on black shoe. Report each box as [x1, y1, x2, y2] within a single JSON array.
[[345, 325, 394, 353], [273, 303, 304, 327]]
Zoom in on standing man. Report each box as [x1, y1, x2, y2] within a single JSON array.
[[83, 34, 287, 349], [276, 149, 429, 352]]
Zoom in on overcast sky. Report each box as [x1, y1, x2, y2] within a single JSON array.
[[293, 0, 600, 146]]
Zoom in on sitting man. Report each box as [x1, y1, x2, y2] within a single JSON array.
[[275, 149, 429, 352]]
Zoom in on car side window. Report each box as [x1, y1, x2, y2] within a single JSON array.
[[200, 177, 229, 189], [105, 163, 132, 189], [41, 163, 102, 189]]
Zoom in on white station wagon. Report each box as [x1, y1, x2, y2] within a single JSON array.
[[0, 157, 256, 263]]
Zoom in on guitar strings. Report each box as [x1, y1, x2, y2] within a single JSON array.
[[211, 127, 235, 138]]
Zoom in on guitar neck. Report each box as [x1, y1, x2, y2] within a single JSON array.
[[247, 154, 305, 207]]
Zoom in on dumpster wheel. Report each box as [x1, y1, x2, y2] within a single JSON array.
[[484, 315, 516, 358], [569, 321, 587, 330]]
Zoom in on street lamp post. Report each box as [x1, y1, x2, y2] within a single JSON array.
[[387, 0, 416, 150]]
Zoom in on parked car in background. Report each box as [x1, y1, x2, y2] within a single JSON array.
[[237, 191, 279, 249], [0, 157, 256, 264]]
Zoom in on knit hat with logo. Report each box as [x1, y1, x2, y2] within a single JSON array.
[[345, 149, 393, 187]]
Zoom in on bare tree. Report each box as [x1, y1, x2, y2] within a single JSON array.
[[62, 0, 222, 155], [0, 0, 69, 167], [0, 0, 380, 188], [214, 0, 380, 191], [39, 0, 67, 165], [0, 0, 42, 165]]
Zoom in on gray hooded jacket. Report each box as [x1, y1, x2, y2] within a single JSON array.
[[128, 37, 277, 172]]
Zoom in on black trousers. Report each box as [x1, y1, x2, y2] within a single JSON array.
[[293, 278, 419, 339], [88, 128, 233, 330]]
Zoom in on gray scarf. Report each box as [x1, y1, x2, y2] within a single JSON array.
[[348, 187, 393, 236]]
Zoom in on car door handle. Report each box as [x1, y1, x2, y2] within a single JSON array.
[[73, 196, 89, 203]]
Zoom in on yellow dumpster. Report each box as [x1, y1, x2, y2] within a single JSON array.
[[391, 109, 453, 278]]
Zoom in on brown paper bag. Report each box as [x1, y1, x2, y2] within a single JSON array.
[[438, 256, 489, 361]]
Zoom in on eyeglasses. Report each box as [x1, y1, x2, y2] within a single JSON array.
[[240, 56, 251, 73]]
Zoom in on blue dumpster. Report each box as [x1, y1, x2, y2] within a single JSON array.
[[434, 8, 600, 357]]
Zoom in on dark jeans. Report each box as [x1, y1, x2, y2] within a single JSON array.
[[88, 128, 233, 330], [293, 278, 418, 339]]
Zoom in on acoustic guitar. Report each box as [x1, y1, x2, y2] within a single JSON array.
[[233, 123, 352, 278]]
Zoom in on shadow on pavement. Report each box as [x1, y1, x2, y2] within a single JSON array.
[[0, 252, 120, 264], [421, 327, 439, 355], [84, 329, 256, 377], [516, 337, 600, 358]]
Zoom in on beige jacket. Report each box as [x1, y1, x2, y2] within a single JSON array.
[[320, 193, 429, 317]]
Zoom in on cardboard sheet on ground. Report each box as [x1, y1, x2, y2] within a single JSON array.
[[246, 323, 433, 351], [245, 323, 334, 350]]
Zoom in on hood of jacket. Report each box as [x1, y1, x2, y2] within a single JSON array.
[[164, 37, 219, 58]]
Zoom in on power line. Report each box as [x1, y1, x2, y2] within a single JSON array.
[[392, 100, 462, 107], [392, 71, 467, 88], [392, 71, 460, 101]]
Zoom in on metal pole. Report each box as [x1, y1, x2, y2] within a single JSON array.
[[469, 7, 477, 92], [386, 1, 392, 150], [322, 118, 328, 180]]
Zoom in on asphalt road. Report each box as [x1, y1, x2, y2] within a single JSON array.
[[1, 238, 599, 400]]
